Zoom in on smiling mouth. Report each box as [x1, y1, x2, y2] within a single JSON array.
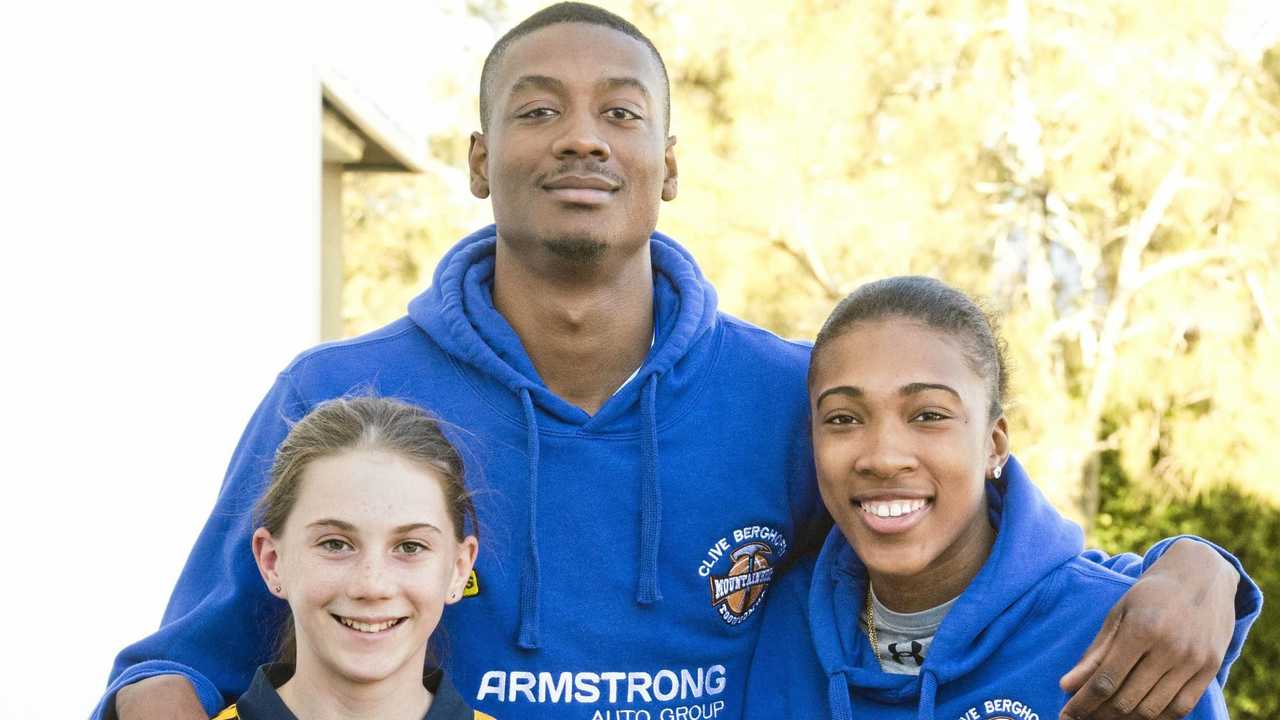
[[858, 497, 932, 518], [331, 614, 407, 634]]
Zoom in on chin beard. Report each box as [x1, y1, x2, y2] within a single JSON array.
[[542, 236, 608, 263]]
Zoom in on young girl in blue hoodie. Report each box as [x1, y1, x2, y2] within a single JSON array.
[[745, 277, 1249, 720], [214, 397, 492, 720]]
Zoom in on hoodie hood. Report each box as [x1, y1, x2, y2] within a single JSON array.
[[410, 225, 718, 428], [808, 456, 1085, 719], [407, 225, 719, 648]]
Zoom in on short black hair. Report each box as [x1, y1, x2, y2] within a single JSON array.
[[478, 2, 671, 133], [810, 276, 1011, 421]]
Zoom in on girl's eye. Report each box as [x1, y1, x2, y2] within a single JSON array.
[[397, 541, 430, 555], [319, 538, 351, 553], [605, 107, 640, 121], [826, 413, 860, 426]]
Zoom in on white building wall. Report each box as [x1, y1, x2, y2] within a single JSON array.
[[0, 2, 489, 716], [1, 6, 320, 717]]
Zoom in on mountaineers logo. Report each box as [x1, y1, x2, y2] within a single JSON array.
[[699, 525, 788, 625]]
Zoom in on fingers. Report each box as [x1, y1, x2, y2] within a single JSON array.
[[1061, 606, 1122, 694], [1060, 617, 1145, 719], [1095, 655, 1177, 720], [1060, 639, 1217, 720], [1151, 668, 1217, 720]]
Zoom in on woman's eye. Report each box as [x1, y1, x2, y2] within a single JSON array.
[[605, 107, 640, 121], [914, 410, 949, 422], [826, 413, 859, 426]]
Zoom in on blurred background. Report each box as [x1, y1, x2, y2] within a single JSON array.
[[3, 0, 1277, 718]]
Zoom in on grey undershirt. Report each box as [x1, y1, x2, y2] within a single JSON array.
[[862, 589, 959, 675]]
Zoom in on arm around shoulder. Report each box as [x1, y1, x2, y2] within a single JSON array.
[[95, 373, 309, 719], [108, 674, 208, 720]]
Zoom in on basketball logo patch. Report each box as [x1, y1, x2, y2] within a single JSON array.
[[697, 524, 788, 625]]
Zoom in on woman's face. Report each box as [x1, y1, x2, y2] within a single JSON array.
[[254, 450, 477, 686], [810, 319, 1007, 588]]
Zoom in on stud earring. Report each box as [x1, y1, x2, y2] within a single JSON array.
[[274, 585, 282, 593], [992, 465, 1003, 480]]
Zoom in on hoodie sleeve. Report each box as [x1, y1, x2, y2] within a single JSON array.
[[1080, 535, 1262, 687], [93, 374, 307, 719]]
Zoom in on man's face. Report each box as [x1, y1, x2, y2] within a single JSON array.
[[470, 22, 677, 263]]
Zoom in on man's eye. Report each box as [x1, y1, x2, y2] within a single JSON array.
[[913, 410, 949, 422], [518, 107, 558, 119], [605, 107, 640, 121]]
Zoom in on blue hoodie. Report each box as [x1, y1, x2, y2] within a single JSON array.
[[743, 457, 1260, 720], [96, 227, 824, 720]]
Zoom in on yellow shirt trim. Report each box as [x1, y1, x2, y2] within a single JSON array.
[[210, 705, 239, 720]]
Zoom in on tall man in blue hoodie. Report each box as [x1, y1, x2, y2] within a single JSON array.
[[101, 4, 1256, 720]]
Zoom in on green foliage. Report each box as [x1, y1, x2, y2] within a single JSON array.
[[1094, 457, 1277, 720]]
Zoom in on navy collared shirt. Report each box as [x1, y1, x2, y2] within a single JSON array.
[[213, 664, 489, 720]]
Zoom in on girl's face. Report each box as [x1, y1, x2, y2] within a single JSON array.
[[810, 319, 1008, 589], [253, 450, 477, 687]]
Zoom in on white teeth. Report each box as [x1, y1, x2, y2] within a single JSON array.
[[338, 617, 400, 633], [860, 498, 928, 518]]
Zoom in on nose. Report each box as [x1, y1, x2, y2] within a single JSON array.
[[347, 552, 394, 600], [550, 109, 610, 161], [852, 419, 917, 480]]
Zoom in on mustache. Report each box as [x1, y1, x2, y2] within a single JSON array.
[[541, 161, 624, 187]]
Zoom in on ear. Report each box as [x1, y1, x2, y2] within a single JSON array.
[[987, 414, 1010, 478], [446, 536, 479, 605], [252, 527, 287, 599], [661, 135, 678, 202], [468, 132, 491, 199]]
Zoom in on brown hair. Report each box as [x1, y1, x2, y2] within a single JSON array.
[[257, 396, 478, 663]]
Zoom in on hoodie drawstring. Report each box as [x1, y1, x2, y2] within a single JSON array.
[[827, 671, 854, 720], [517, 388, 542, 650], [917, 669, 938, 720], [636, 374, 663, 604], [517, 374, 665, 647]]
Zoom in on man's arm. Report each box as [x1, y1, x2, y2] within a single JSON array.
[[1060, 536, 1262, 720], [109, 676, 205, 720], [93, 373, 306, 720]]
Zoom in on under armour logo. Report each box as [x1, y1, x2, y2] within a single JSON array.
[[887, 641, 925, 667]]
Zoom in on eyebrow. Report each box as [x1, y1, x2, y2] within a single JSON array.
[[600, 76, 652, 100], [508, 74, 566, 97], [814, 382, 962, 406], [508, 75, 651, 101], [306, 519, 443, 535], [815, 385, 862, 406]]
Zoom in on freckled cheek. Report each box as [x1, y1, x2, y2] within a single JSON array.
[[295, 567, 350, 606]]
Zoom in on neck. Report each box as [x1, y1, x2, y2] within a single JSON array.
[[492, 234, 655, 415], [868, 513, 996, 614], [278, 649, 431, 720]]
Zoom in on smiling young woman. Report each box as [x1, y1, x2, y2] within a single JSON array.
[[743, 276, 1247, 720], [212, 397, 491, 720]]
